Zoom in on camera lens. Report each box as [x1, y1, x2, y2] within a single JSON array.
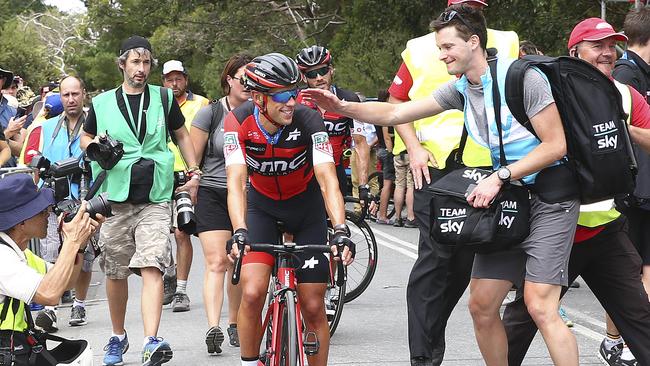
[[174, 191, 196, 234], [86, 193, 113, 219]]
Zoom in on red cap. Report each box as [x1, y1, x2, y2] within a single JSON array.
[[567, 18, 628, 50], [447, 0, 488, 6]]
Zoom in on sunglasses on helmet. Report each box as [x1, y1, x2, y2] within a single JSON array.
[[438, 10, 476, 35], [268, 88, 299, 103], [304, 66, 330, 79]]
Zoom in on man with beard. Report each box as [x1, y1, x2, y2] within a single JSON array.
[[80, 36, 199, 366], [161, 60, 209, 312]]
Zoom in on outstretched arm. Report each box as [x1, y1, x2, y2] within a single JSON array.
[[300, 88, 445, 127]]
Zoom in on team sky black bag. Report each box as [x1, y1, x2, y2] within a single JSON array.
[[430, 59, 531, 254], [505, 55, 637, 204]]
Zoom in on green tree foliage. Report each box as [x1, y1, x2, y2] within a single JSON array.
[[1, 0, 646, 97]]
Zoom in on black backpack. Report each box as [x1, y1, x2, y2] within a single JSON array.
[[614, 58, 650, 105], [505, 55, 637, 204]]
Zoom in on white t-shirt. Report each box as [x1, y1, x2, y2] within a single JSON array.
[[352, 121, 378, 146], [0, 232, 48, 304]]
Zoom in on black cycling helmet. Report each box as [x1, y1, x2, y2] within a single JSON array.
[[242, 53, 301, 93], [295, 45, 332, 70]]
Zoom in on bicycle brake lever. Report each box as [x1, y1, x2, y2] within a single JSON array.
[[230, 239, 245, 285], [335, 243, 346, 287]]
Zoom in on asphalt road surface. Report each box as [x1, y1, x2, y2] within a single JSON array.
[[54, 222, 610, 365]]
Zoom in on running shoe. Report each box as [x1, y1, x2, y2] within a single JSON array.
[[598, 338, 623, 365], [404, 219, 418, 228], [69, 305, 87, 326], [35, 308, 58, 333], [171, 293, 190, 312], [205, 326, 224, 354], [227, 324, 240, 347], [613, 345, 638, 366], [559, 307, 573, 328], [103, 332, 129, 366], [393, 218, 404, 227], [142, 337, 173, 366]]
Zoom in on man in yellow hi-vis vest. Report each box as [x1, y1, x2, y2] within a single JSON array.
[[161, 60, 210, 312], [387, 1, 518, 364], [0, 173, 100, 365]]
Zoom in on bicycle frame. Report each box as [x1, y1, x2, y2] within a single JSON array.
[[263, 252, 306, 366]]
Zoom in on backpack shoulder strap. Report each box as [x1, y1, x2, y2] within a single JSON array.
[[504, 59, 533, 132], [205, 100, 225, 160]]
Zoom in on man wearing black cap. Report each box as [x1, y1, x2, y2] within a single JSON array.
[[81, 35, 199, 366], [0, 173, 100, 365]]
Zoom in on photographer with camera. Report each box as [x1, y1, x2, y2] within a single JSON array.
[[22, 75, 96, 332], [0, 173, 102, 365], [80, 35, 199, 366]]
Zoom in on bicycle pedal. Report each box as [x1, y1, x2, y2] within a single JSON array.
[[303, 331, 319, 356]]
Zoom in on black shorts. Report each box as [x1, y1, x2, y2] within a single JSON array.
[[382, 152, 396, 181], [244, 179, 330, 283], [195, 185, 233, 233]]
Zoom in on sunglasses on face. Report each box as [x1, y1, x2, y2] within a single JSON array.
[[304, 66, 330, 79], [439, 10, 476, 35], [268, 88, 299, 103]]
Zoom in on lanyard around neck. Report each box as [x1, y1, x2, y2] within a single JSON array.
[[254, 106, 284, 145], [122, 90, 145, 135]]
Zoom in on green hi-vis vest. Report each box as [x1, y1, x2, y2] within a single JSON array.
[[397, 29, 519, 168], [91, 85, 174, 203], [577, 81, 633, 228], [0, 249, 47, 332]]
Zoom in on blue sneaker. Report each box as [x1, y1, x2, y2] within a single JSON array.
[[103, 332, 129, 366], [142, 337, 173, 366]]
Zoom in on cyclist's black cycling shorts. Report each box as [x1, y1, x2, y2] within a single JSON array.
[[244, 178, 330, 283]]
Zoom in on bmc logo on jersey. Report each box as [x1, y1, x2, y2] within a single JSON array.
[[312, 132, 333, 157], [593, 120, 618, 150], [323, 120, 349, 136], [246, 150, 308, 176]]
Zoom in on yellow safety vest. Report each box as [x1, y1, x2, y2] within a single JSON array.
[[577, 81, 632, 227], [398, 28, 519, 168], [169, 92, 209, 171], [0, 249, 47, 332]]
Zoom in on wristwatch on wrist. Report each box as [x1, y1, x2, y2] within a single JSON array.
[[497, 166, 511, 183]]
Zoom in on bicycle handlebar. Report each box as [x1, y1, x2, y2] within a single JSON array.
[[229, 241, 346, 287]]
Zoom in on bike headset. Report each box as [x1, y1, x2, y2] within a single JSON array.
[[241, 53, 301, 130]]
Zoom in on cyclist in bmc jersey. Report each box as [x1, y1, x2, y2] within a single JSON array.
[[295, 46, 371, 201], [224, 53, 354, 366]]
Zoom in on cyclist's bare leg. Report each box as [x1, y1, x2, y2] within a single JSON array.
[[469, 278, 512, 365], [198, 229, 233, 327], [297, 283, 329, 366], [239, 263, 273, 359]]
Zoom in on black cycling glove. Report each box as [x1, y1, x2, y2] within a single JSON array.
[[358, 184, 370, 203], [332, 229, 355, 259], [227, 228, 249, 254]]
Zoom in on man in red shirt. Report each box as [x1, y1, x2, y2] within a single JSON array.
[[503, 18, 650, 366]]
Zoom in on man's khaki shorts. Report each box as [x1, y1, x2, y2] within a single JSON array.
[[394, 153, 414, 189], [99, 202, 172, 279]]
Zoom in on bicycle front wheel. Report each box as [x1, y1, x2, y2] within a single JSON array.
[[280, 290, 300, 366], [344, 211, 378, 302]]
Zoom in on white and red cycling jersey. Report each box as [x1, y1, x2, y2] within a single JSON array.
[[224, 101, 334, 200], [297, 85, 360, 166]]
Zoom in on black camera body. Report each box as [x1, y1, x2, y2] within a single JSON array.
[[174, 172, 197, 234], [86, 133, 124, 170]]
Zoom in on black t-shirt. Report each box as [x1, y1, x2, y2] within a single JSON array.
[[83, 86, 184, 143]]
